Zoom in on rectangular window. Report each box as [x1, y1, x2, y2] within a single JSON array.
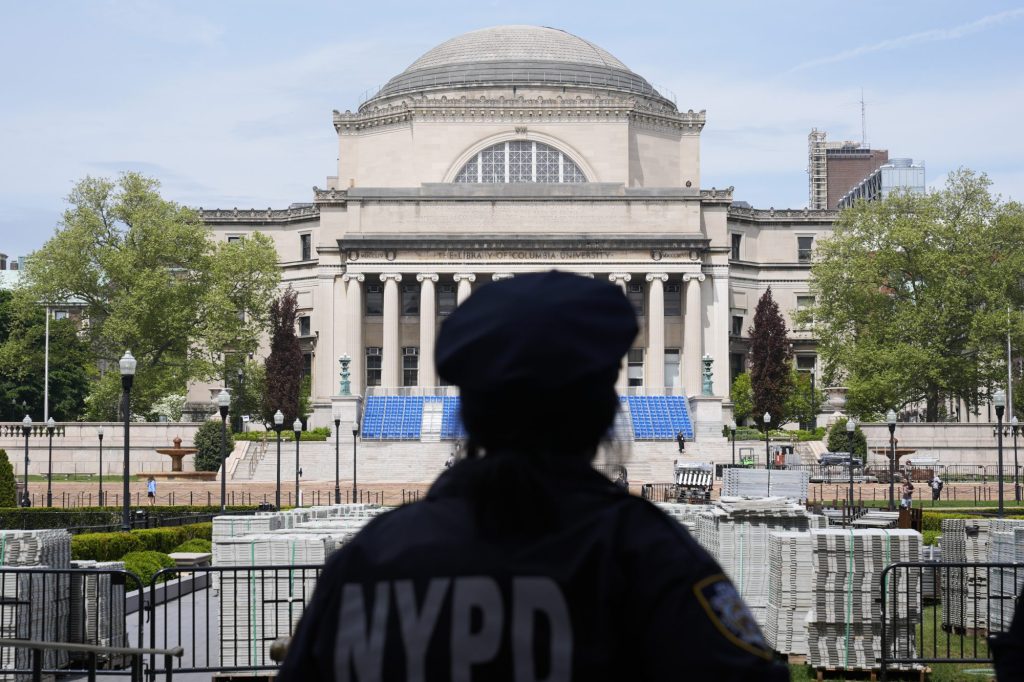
[[664, 349, 681, 392], [798, 236, 814, 263], [627, 348, 644, 388], [664, 282, 681, 316], [53, 310, 69, 321], [402, 347, 419, 387], [796, 355, 816, 373], [627, 282, 644, 316], [298, 315, 311, 337], [227, 235, 241, 243], [796, 295, 815, 328], [438, 284, 457, 316], [731, 315, 744, 337], [731, 234, 742, 260], [366, 347, 382, 387], [302, 353, 312, 380], [365, 284, 383, 316], [730, 353, 745, 387], [401, 283, 420, 316], [300, 233, 312, 261]]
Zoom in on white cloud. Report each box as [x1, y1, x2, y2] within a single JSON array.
[[788, 8, 1024, 73]]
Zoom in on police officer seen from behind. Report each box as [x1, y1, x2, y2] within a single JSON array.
[[279, 271, 787, 681]]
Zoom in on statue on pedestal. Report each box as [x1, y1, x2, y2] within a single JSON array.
[[339, 354, 351, 396], [701, 354, 714, 397]]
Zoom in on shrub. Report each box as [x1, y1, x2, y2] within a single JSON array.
[[193, 419, 235, 472], [71, 523, 212, 561], [0, 507, 252, 531], [826, 417, 867, 458], [922, 530, 940, 546], [0, 449, 16, 508], [122, 550, 176, 585], [172, 538, 212, 553]]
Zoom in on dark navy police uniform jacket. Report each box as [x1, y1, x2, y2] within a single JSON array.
[[280, 460, 789, 681]]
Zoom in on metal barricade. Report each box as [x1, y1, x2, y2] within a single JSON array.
[[146, 564, 324, 679], [879, 561, 1022, 680], [0, 638, 182, 682], [0, 566, 145, 679]]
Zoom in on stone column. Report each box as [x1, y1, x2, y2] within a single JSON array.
[[332, 274, 347, 393], [343, 274, 364, 395], [454, 273, 475, 305], [682, 273, 705, 397], [417, 273, 438, 388], [314, 271, 335, 401], [710, 267, 731, 397], [380, 273, 402, 389], [646, 273, 668, 394], [609, 274, 632, 393]]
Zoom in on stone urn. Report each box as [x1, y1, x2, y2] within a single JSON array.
[[825, 386, 848, 413]]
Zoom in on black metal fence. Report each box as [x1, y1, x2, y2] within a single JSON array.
[[879, 561, 1022, 679]]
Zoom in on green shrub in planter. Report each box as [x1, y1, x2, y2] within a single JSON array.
[[122, 550, 177, 586], [72, 532, 144, 562], [172, 538, 212, 553], [0, 450, 16, 508]]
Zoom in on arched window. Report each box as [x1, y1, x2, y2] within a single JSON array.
[[454, 141, 587, 184]]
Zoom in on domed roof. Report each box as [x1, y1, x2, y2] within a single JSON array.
[[363, 25, 671, 109]]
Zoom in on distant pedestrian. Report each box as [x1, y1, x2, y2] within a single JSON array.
[[930, 474, 943, 501], [147, 477, 157, 506], [677, 431, 686, 453], [900, 478, 914, 509], [614, 467, 629, 492], [444, 454, 455, 470]]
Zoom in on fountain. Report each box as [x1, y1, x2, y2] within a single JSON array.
[[142, 436, 217, 481]]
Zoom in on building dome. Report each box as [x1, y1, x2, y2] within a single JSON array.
[[362, 25, 672, 109]]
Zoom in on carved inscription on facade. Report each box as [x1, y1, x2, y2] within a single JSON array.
[[433, 250, 614, 260]]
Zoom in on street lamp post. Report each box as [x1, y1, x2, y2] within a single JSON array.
[[273, 410, 284, 509], [217, 390, 230, 512], [45, 417, 55, 507], [847, 418, 857, 520], [97, 426, 104, 506], [1012, 416, 1020, 503], [886, 410, 897, 510], [352, 425, 359, 502], [21, 416, 31, 507], [729, 421, 736, 466], [293, 419, 302, 506], [763, 412, 772, 497], [119, 351, 136, 531], [333, 407, 342, 505], [994, 390, 1006, 518]]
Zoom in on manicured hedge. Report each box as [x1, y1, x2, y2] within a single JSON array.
[[920, 511, 1024, 532], [172, 538, 212, 553], [0, 505, 257, 531], [72, 523, 212, 562], [122, 551, 176, 586], [234, 427, 330, 442]]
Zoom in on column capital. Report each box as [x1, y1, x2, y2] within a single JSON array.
[[379, 273, 403, 283], [682, 273, 706, 283], [492, 273, 514, 281], [645, 273, 669, 283], [608, 273, 632, 283], [341, 273, 365, 283], [453, 273, 476, 283], [416, 273, 439, 283]]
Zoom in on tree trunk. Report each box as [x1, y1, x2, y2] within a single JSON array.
[[926, 388, 939, 422]]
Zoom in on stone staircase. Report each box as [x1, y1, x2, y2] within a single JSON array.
[[421, 401, 443, 442]]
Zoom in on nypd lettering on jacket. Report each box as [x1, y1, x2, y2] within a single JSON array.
[[335, 576, 572, 682]]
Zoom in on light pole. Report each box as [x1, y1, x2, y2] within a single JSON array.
[[886, 409, 897, 510], [45, 417, 55, 507], [21, 415, 31, 507], [847, 418, 857, 518], [273, 410, 284, 509], [333, 406, 342, 504], [763, 412, 772, 497], [235, 368, 244, 433], [1012, 416, 1020, 503], [729, 420, 736, 466], [994, 389, 1006, 518], [119, 351, 136, 531], [97, 426, 104, 506], [293, 418, 302, 506], [217, 389, 230, 512], [352, 424, 359, 502]]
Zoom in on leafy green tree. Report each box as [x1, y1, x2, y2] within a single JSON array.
[[22, 173, 280, 419], [805, 170, 1024, 420], [748, 288, 793, 428], [192, 419, 234, 472], [224, 358, 265, 430], [262, 290, 303, 425], [786, 370, 826, 430], [0, 290, 91, 422], [730, 373, 753, 425], [0, 449, 16, 508]]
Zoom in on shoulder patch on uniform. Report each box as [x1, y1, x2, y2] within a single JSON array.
[[693, 573, 773, 660]]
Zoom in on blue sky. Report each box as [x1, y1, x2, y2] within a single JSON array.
[[2, 0, 1022, 259]]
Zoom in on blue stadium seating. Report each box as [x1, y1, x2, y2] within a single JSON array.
[[360, 394, 691, 442]]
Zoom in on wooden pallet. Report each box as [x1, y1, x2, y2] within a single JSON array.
[[811, 666, 930, 681]]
